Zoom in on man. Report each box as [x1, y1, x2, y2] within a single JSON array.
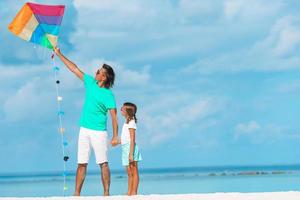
[[54, 47, 118, 196]]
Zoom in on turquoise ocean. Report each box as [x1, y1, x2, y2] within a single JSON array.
[[1, 165, 300, 197]]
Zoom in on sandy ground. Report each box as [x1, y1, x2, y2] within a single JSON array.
[[1, 192, 300, 200]]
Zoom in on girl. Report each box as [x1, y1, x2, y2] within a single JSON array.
[[120, 102, 142, 195]]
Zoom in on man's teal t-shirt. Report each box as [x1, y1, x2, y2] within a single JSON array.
[[79, 74, 116, 131]]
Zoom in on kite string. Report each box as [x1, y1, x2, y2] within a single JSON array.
[[51, 52, 68, 196]]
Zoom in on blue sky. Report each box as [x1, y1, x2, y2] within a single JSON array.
[[1, 0, 300, 174]]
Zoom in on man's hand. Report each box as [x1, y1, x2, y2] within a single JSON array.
[[111, 137, 119, 147], [53, 46, 61, 56]]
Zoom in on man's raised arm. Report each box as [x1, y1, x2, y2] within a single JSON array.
[[54, 47, 84, 80]]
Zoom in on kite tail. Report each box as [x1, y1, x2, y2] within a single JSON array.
[[51, 53, 69, 196]]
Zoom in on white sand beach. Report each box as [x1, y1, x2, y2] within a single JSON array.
[[1, 192, 300, 200]]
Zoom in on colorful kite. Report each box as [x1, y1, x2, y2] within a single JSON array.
[[8, 2, 65, 49]]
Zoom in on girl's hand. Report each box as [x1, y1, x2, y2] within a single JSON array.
[[129, 154, 134, 163]]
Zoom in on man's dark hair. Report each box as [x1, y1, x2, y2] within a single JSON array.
[[102, 63, 115, 88]]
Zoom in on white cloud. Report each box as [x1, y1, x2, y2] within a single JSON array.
[[70, 0, 223, 63], [0, 65, 46, 80], [70, 0, 298, 70], [224, 0, 243, 20], [69, 58, 151, 87], [73, 0, 169, 29], [235, 120, 261, 135], [273, 28, 300, 56], [277, 80, 300, 93], [0, 55, 151, 123], [140, 95, 225, 145], [234, 121, 300, 143], [185, 14, 300, 74], [178, 0, 222, 20], [234, 121, 272, 144], [74, 0, 141, 11], [2, 78, 54, 122], [0, 64, 51, 115], [189, 136, 219, 150], [0, 60, 82, 123], [224, 0, 282, 21], [270, 16, 300, 56]]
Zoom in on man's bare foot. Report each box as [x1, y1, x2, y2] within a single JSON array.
[[103, 192, 109, 196], [73, 192, 80, 196]]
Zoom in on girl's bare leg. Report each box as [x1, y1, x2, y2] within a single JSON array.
[[127, 165, 133, 195], [130, 162, 139, 195]]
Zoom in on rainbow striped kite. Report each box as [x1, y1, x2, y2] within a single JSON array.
[[8, 2, 65, 49]]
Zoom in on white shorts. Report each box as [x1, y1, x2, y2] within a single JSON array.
[[77, 127, 109, 164]]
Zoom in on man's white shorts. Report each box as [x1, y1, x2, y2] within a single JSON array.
[[77, 127, 109, 164]]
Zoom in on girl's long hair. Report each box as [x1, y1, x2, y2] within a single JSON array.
[[123, 102, 137, 123]]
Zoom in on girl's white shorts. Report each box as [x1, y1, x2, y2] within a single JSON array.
[[77, 127, 109, 164]]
